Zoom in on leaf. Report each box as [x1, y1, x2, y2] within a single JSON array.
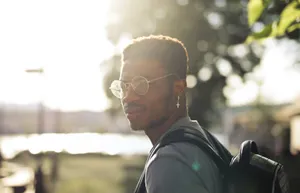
[[277, 1, 300, 35], [246, 23, 273, 43], [285, 22, 300, 39], [248, 0, 265, 26], [287, 23, 300, 33]]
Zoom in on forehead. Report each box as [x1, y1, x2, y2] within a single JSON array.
[[120, 59, 166, 79]]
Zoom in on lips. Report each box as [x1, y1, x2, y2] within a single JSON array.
[[125, 110, 144, 120], [123, 104, 145, 120], [125, 107, 143, 114]]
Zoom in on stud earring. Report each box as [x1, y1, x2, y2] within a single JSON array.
[[176, 96, 180, 108]]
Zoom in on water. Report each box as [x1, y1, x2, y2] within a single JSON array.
[[0, 132, 227, 159], [0, 133, 152, 159]]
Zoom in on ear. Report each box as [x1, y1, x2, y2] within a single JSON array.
[[173, 79, 186, 96]]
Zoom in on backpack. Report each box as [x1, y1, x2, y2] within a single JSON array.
[[134, 126, 289, 193]]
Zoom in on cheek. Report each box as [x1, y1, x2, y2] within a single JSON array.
[[144, 91, 172, 116]]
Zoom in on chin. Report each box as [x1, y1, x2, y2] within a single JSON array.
[[130, 126, 144, 131], [128, 121, 145, 131]]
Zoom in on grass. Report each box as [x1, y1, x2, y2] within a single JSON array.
[[10, 152, 147, 193]]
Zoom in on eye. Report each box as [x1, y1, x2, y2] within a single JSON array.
[[120, 82, 131, 91], [132, 76, 149, 95]]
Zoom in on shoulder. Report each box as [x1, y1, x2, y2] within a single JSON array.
[[149, 142, 215, 168], [145, 142, 222, 193]]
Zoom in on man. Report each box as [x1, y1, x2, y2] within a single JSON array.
[[109, 35, 222, 193]]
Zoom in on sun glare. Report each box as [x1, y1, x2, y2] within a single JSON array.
[[0, 0, 114, 111]]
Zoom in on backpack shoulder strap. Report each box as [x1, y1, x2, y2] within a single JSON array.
[[161, 127, 229, 174], [134, 127, 228, 193], [201, 128, 233, 164]]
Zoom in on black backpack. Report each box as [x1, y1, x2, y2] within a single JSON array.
[[134, 127, 289, 193]]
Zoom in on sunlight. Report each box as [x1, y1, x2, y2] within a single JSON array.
[[0, 0, 114, 111], [0, 132, 227, 159], [226, 39, 300, 106]]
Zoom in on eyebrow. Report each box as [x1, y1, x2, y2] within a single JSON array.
[[119, 74, 131, 82], [119, 78, 130, 83], [120, 73, 151, 81], [119, 71, 131, 79]]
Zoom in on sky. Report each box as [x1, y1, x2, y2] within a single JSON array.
[[0, 1, 300, 112]]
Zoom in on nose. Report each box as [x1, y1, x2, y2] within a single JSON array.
[[121, 84, 140, 104]]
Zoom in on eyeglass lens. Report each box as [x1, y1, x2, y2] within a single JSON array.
[[110, 76, 150, 99]]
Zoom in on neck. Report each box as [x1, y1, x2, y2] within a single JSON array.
[[145, 109, 187, 145]]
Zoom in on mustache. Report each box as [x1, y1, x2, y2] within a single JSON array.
[[123, 102, 146, 111]]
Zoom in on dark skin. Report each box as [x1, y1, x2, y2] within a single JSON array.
[[120, 59, 187, 145]]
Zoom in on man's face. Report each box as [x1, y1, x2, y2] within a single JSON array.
[[120, 60, 174, 131]]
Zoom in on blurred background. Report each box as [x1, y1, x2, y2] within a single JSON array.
[[0, 0, 300, 193]]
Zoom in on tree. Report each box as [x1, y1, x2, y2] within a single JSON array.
[[247, 0, 300, 42], [102, 0, 262, 128]]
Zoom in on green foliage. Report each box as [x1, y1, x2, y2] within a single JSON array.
[[278, 1, 300, 34], [247, 23, 274, 42], [247, 0, 300, 42], [248, 0, 270, 26]]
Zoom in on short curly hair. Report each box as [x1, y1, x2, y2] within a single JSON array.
[[122, 35, 189, 79]]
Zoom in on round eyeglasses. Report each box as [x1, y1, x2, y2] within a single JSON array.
[[109, 74, 177, 99]]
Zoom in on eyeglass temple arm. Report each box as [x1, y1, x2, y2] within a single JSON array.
[[148, 74, 178, 83]]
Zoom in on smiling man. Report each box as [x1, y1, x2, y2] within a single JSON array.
[[109, 35, 222, 193]]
